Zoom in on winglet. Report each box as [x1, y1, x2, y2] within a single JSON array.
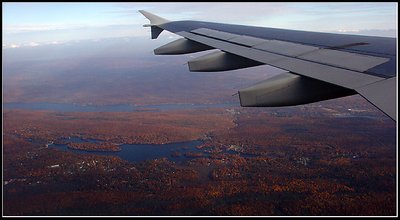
[[139, 10, 169, 39], [139, 10, 169, 26]]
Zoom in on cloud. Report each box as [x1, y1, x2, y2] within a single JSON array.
[[335, 29, 397, 37], [28, 42, 40, 47], [113, 2, 397, 30], [3, 3, 397, 47], [3, 42, 41, 49], [3, 24, 148, 47], [3, 24, 86, 34], [113, 3, 300, 25], [10, 44, 20, 48]]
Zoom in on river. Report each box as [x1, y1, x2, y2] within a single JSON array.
[[4, 102, 237, 112]]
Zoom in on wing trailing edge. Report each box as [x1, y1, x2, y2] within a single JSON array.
[[356, 77, 397, 120]]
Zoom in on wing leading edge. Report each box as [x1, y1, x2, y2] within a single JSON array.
[[139, 10, 397, 121]]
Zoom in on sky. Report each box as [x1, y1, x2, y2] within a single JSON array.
[[2, 2, 398, 48]]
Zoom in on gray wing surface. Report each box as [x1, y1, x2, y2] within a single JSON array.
[[139, 10, 397, 121]]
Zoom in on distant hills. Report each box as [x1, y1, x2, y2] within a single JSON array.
[[3, 36, 283, 106]]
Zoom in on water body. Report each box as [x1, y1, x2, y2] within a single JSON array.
[[333, 114, 384, 120], [49, 137, 261, 164], [49, 137, 207, 163], [4, 102, 237, 112]]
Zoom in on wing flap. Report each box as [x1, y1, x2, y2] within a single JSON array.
[[298, 49, 389, 72], [191, 28, 240, 40], [356, 77, 397, 120], [187, 28, 390, 73], [229, 35, 268, 47], [253, 40, 318, 56], [178, 31, 385, 89]]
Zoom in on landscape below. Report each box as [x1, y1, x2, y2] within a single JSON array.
[[3, 37, 396, 215], [3, 98, 396, 215]]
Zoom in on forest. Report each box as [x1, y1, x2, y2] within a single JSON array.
[[3, 96, 396, 216]]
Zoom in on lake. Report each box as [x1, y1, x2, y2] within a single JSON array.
[[48, 137, 207, 163]]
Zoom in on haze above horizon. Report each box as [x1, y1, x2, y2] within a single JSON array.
[[2, 2, 397, 48]]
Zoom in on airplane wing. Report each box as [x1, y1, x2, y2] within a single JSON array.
[[139, 10, 397, 121]]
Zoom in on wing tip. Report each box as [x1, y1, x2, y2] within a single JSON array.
[[138, 10, 169, 25]]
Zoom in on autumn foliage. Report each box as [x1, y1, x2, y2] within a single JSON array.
[[3, 100, 396, 216]]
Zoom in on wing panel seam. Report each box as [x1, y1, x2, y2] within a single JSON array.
[[177, 31, 384, 89]]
